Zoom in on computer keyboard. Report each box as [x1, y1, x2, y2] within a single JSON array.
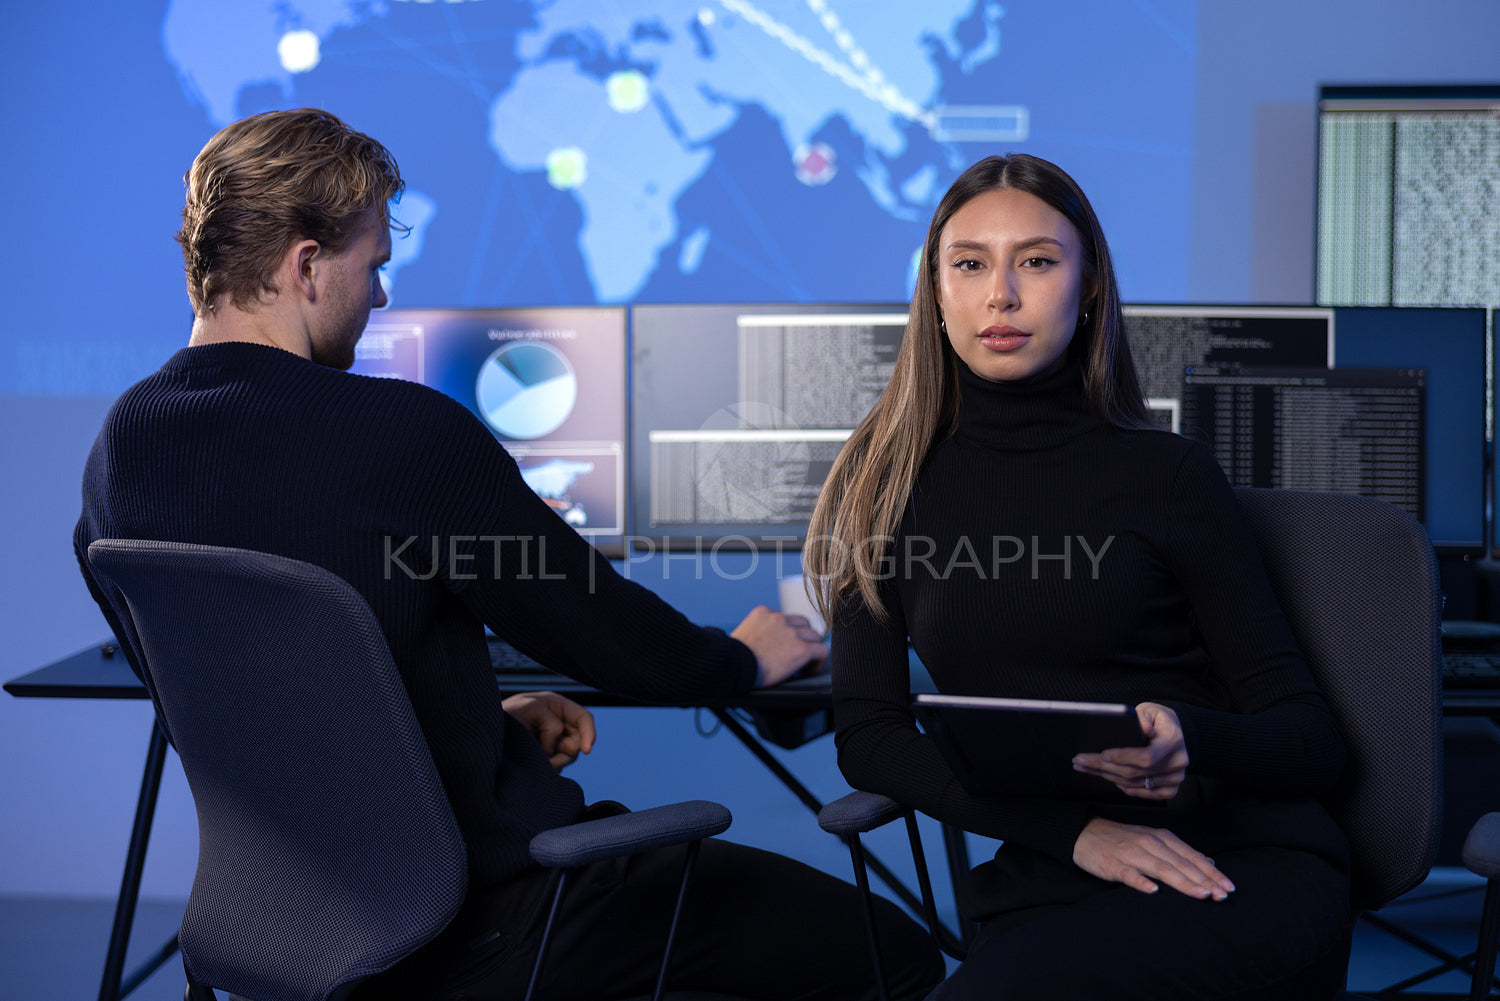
[[1441, 651, 1500, 689], [488, 637, 546, 674]]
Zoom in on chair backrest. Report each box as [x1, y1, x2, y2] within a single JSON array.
[[1233, 488, 1443, 912], [85, 539, 468, 1001]]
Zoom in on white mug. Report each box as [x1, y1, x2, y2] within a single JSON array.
[[777, 574, 828, 638]]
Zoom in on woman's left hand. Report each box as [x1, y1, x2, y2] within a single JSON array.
[[1072, 702, 1188, 800]]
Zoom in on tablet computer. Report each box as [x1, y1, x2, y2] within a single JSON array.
[[912, 693, 1149, 800]]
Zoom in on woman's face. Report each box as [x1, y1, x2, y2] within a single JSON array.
[[934, 187, 1086, 383]]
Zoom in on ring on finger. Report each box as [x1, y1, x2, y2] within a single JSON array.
[[1143, 776, 1155, 791]]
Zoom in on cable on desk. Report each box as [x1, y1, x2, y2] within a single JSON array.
[[694, 707, 724, 738]]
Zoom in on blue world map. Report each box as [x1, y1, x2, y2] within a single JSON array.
[[159, 0, 1195, 310]]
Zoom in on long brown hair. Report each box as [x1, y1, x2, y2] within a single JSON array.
[[805, 153, 1153, 623]]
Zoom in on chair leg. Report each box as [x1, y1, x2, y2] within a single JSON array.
[[652, 839, 704, 1001], [846, 834, 892, 1001], [104, 721, 171, 1001], [1471, 877, 1500, 1001], [523, 868, 568, 1001], [940, 823, 978, 951], [904, 813, 965, 961]]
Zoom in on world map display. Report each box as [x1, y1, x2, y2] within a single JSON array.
[[159, 0, 1195, 311]]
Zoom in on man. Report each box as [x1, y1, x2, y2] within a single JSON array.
[[74, 108, 942, 1000]]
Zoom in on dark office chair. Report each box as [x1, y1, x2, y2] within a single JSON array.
[[821, 487, 1445, 1000], [526, 802, 741, 1001], [85, 539, 747, 1001]]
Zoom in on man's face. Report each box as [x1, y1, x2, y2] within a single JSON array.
[[311, 209, 391, 370]]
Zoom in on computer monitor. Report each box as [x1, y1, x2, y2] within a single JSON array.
[[1333, 307, 1487, 550], [1181, 366, 1425, 521], [349, 306, 630, 557], [1316, 84, 1500, 308], [1122, 306, 1335, 433], [630, 302, 908, 551], [1125, 305, 1485, 548], [629, 301, 1486, 553]]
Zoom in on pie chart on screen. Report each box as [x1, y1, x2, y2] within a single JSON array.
[[475, 341, 577, 439]]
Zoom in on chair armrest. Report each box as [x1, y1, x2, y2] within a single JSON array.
[[1462, 812, 1500, 879], [529, 800, 731, 868], [818, 790, 908, 836]]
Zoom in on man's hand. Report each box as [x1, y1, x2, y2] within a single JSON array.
[[502, 691, 596, 771], [1073, 817, 1235, 900], [731, 605, 829, 687], [1071, 701, 1189, 800]]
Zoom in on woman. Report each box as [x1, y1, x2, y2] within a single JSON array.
[[805, 154, 1351, 1000]]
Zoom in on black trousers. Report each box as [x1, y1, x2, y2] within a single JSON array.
[[930, 846, 1351, 1001], [373, 827, 944, 1001]]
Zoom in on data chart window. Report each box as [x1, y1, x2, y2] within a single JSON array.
[[351, 307, 629, 556]]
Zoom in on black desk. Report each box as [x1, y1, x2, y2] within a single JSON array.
[[14, 644, 1497, 1001], [2, 640, 849, 707], [19, 641, 1494, 712], [6, 642, 937, 1001]]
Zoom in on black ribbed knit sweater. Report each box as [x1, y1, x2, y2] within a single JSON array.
[[832, 360, 1349, 871], [75, 342, 758, 892]]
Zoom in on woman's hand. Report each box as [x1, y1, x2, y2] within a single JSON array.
[[1073, 817, 1234, 900], [1071, 701, 1189, 800]]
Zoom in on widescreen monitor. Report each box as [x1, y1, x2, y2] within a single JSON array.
[[1127, 305, 1485, 549], [1134, 307, 1488, 552], [1181, 366, 1426, 521], [1316, 84, 1500, 308], [1122, 306, 1334, 433], [629, 302, 1487, 553], [350, 306, 630, 557], [630, 303, 907, 551], [1332, 307, 1487, 551]]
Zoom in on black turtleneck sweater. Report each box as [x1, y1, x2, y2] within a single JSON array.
[[831, 360, 1348, 873], [75, 342, 759, 893]]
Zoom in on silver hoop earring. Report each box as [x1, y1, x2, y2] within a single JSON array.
[[939, 316, 947, 334], [1078, 312, 1090, 327]]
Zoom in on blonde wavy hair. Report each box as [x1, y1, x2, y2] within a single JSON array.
[[176, 107, 405, 317]]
